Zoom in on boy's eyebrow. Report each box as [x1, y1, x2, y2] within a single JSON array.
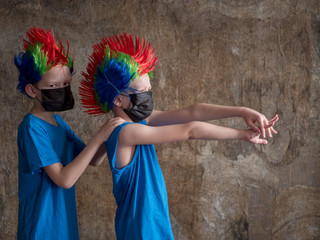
[[46, 77, 72, 85]]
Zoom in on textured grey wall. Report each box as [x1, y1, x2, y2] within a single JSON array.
[[1, 0, 320, 239]]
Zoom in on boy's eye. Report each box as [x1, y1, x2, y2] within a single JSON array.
[[49, 82, 70, 88]]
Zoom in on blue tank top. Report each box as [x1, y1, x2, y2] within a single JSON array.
[[105, 120, 174, 240]]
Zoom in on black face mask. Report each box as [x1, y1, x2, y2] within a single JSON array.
[[36, 85, 75, 112], [123, 91, 154, 122]]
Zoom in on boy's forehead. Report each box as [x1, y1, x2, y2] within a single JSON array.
[[41, 65, 71, 84], [129, 74, 151, 90]]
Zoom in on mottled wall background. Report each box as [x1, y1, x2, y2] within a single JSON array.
[[1, 0, 320, 239]]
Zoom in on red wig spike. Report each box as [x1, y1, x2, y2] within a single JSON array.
[[79, 41, 108, 115], [101, 32, 158, 75], [23, 26, 70, 67]]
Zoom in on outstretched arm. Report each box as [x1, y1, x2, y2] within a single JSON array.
[[117, 121, 268, 168], [120, 121, 267, 146], [147, 103, 278, 138]]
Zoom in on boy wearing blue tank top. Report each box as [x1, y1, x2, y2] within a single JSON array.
[[15, 27, 124, 240], [80, 33, 279, 240]]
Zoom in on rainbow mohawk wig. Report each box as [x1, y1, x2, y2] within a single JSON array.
[[14, 26, 73, 95], [80, 32, 158, 115], [101, 33, 158, 76]]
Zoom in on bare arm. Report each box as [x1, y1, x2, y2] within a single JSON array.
[[147, 103, 278, 138], [147, 104, 243, 126], [89, 143, 107, 166], [116, 121, 266, 169], [44, 117, 125, 189], [121, 121, 266, 146]]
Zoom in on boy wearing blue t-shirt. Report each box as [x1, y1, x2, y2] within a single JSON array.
[[15, 27, 124, 240], [80, 33, 279, 239]]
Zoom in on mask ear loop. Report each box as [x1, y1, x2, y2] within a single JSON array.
[[102, 72, 134, 101], [32, 86, 43, 105], [102, 72, 120, 94], [25, 79, 43, 103]]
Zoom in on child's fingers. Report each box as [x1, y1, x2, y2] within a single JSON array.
[[264, 114, 279, 130], [258, 119, 266, 138], [256, 139, 268, 144], [264, 121, 275, 129], [104, 117, 125, 129], [114, 117, 125, 123], [270, 127, 278, 134], [267, 114, 279, 125], [251, 135, 268, 144], [247, 120, 260, 134], [271, 114, 279, 122], [266, 127, 272, 137], [247, 131, 267, 144], [265, 125, 278, 137], [112, 117, 125, 126]]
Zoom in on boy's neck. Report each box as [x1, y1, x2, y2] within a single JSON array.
[[31, 105, 58, 126], [112, 107, 133, 122]]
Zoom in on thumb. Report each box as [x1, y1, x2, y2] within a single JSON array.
[[247, 121, 260, 133]]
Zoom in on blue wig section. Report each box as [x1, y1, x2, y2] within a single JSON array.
[[94, 58, 135, 109], [14, 52, 41, 95]]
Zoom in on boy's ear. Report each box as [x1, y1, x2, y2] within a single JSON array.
[[113, 95, 122, 107], [25, 84, 37, 98]]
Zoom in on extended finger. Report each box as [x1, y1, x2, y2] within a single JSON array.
[[267, 114, 279, 125], [270, 127, 278, 134], [259, 139, 268, 144], [254, 138, 268, 144], [264, 121, 275, 129], [257, 118, 266, 138], [264, 115, 279, 129], [266, 126, 272, 137]]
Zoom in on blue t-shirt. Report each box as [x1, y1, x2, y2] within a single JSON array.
[[17, 114, 86, 240], [105, 120, 174, 240]]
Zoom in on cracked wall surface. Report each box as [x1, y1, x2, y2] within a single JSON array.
[[1, 1, 320, 239]]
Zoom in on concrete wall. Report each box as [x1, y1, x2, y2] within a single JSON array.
[[1, 0, 319, 239]]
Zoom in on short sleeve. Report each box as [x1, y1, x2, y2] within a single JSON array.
[[53, 115, 86, 158], [23, 123, 60, 173]]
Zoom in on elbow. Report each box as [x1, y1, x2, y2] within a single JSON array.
[[56, 179, 75, 189], [89, 157, 105, 167], [187, 121, 198, 140], [89, 162, 100, 167], [60, 183, 74, 190], [44, 165, 76, 189], [188, 121, 207, 140]]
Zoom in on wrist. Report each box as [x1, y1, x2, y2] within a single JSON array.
[[238, 129, 249, 141], [90, 132, 105, 146], [238, 106, 247, 118]]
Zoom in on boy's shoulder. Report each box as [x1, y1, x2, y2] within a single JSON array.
[[114, 119, 147, 133], [18, 113, 66, 132], [19, 113, 38, 128], [106, 120, 147, 145]]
